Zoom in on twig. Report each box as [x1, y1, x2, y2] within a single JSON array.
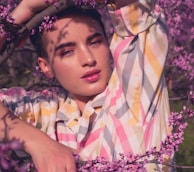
[[169, 96, 188, 101], [150, 160, 194, 170]]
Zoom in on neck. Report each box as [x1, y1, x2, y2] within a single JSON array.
[[71, 95, 95, 113]]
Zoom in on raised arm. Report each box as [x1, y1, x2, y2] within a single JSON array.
[[109, 0, 169, 118], [106, 0, 171, 170]]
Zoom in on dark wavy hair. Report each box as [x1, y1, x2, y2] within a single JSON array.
[[30, 6, 106, 59]]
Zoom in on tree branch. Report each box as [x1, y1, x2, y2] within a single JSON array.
[[0, 0, 73, 65]]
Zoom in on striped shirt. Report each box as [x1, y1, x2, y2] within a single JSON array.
[[0, 0, 171, 170]]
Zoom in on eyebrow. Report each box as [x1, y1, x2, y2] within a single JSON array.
[[55, 42, 76, 52], [54, 32, 103, 52], [87, 32, 103, 42]]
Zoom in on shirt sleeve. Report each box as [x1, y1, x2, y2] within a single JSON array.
[[108, 0, 170, 122], [0, 87, 59, 135]]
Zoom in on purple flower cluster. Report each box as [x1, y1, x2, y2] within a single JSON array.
[[0, 139, 35, 172], [0, 5, 11, 18], [158, 0, 194, 80], [0, 1, 19, 42], [38, 15, 57, 33], [73, 0, 108, 7], [0, 140, 19, 171]]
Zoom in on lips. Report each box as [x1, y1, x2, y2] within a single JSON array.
[[81, 69, 101, 83]]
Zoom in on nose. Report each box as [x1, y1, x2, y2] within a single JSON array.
[[79, 46, 96, 67]]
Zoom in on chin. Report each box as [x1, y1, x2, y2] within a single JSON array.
[[85, 85, 107, 97]]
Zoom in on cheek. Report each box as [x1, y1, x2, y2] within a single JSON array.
[[100, 49, 112, 68], [52, 66, 72, 89], [51, 59, 80, 87], [52, 62, 70, 79]]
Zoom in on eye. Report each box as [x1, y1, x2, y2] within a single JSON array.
[[89, 38, 103, 47], [60, 50, 74, 57], [56, 48, 75, 58]]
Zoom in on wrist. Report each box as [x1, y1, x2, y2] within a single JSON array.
[[24, 130, 53, 154]]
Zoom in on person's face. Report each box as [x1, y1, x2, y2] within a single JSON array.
[[39, 14, 112, 101]]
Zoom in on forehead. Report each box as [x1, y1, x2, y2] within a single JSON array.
[[44, 15, 103, 43]]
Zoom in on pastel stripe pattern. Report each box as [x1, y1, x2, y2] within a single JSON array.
[[0, 0, 171, 171]]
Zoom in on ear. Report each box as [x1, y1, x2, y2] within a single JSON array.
[[38, 57, 54, 78]]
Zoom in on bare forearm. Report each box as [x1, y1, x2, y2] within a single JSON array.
[[0, 103, 50, 153]]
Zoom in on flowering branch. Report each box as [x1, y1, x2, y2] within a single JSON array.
[[0, 0, 74, 64]]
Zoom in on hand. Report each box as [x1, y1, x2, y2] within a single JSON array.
[[10, 0, 54, 24], [28, 137, 76, 172]]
